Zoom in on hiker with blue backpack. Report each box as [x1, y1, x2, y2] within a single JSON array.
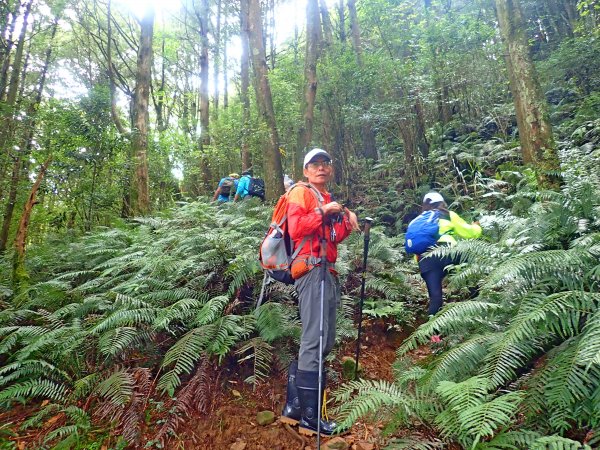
[[212, 173, 239, 203], [405, 192, 482, 316], [233, 169, 266, 201]]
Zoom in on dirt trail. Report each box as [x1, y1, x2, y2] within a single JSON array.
[[0, 321, 423, 449], [176, 320, 417, 450]]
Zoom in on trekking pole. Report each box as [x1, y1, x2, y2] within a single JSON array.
[[354, 217, 374, 380], [317, 220, 328, 449]]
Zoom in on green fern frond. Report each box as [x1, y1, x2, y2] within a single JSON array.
[[153, 297, 204, 330], [13, 325, 85, 362], [531, 436, 592, 450], [98, 327, 148, 357], [435, 376, 490, 411], [159, 328, 208, 396], [385, 437, 445, 449], [333, 379, 412, 430], [204, 315, 252, 361], [140, 287, 203, 305], [0, 360, 71, 387], [475, 429, 542, 450], [72, 372, 102, 400], [94, 369, 134, 406], [254, 302, 300, 343], [576, 307, 600, 368], [424, 333, 500, 385], [398, 301, 500, 356], [457, 392, 523, 447], [364, 277, 405, 301], [91, 308, 157, 334], [502, 291, 598, 350], [482, 337, 540, 388], [0, 379, 67, 403], [483, 249, 592, 295], [20, 402, 62, 429], [193, 295, 229, 326], [527, 337, 600, 432], [225, 256, 261, 296], [236, 337, 273, 387]]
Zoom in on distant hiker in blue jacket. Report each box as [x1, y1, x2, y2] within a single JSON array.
[[234, 170, 252, 202], [212, 173, 239, 203], [407, 192, 481, 316], [234, 169, 266, 202]]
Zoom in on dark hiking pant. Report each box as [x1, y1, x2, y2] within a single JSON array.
[[294, 267, 340, 372], [419, 255, 456, 316]]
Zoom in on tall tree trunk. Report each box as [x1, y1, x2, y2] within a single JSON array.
[[12, 157, 51, 290], [0, 0, 31, 192], [347, 0, 377, 160], [338, 0, 346, 44], [0, 18, 57, 253], [153, 36, 167, 131], [240, 0, 252, 171], [319, 0, 333, 48], [495, 0, 560, 187], [223, 5, 229, 109], [131, 5, 154, 216], [295, 0, 322, 180], [107, 0, 129, 136], [198, 0, 211, 191], [347, 0, 363, 65], [245, 0, 284, 199], [268, 0, 276, 70], [0, 0, 20, 101], [0, 158, 22, 253], [213, 0, 222, 118]]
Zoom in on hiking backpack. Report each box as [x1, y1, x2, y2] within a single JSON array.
[[259, 183, 323, 285], [220, 177, 235, 196], [247, 177, 265, 199], [404, 210, 441, 255]]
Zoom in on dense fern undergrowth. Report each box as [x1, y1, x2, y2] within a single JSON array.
[[0, 197, 412, 448], [1, 125, 600, 449], [332, 140, 600, 449]]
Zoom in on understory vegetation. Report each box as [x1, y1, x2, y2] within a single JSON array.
[[2, 0, 600, 448], [1, 119, 599, 448], [334, 142, 600, 450], [0, 199, 410, 448]]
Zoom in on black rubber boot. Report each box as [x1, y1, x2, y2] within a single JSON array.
[[296, 369, 338, 436], [280, 360, 301, 425]]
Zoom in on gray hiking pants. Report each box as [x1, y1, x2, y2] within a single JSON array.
[[295, 266, 340, 372]]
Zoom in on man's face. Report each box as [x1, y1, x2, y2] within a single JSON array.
[[303, 157, 333, 185]]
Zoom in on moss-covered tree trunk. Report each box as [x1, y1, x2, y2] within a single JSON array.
[[12, 157, 51, 291], [495, 0, 560, 188], [348, 0, 377, 161], [131, 5, 154, 216], [0, 0, 32, 200], [245, 0, 284, 200], [0, 18, 57, 253], [240, 0, 252, 171], [295, 0, 322, 181], [198, 0, 211, 193]]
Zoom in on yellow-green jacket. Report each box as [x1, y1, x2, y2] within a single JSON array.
[[437, 211, 482, 245]]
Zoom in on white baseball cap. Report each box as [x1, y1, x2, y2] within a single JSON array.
[[303, 148, 331, 168], [423, 192, 445, 204]]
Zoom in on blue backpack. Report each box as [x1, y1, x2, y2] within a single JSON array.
[[404, 210, 441, 255]]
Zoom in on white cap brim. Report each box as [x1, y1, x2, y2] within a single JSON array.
[[423, 192, 445, 203], [303, 148, 331, 168]]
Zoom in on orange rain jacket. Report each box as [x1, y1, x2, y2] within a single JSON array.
[[287, 185, 352, 268]]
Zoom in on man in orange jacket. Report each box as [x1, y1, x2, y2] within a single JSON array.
[[280, 148, 359, 436]]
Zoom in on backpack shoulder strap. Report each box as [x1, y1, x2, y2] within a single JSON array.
[[290, 181, 324, 206]]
